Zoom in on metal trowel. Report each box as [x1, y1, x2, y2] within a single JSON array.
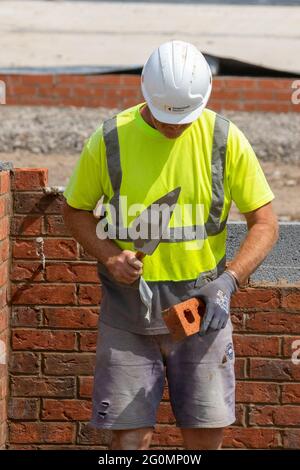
[[132, 187, 181, 260]]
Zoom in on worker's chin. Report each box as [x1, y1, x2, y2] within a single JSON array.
[[161, 130, 184, 139]]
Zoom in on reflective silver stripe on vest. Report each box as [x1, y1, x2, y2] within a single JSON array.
[[102, 113, 229, 242], [205, 114, 229, 236], [103, 117, 124, 227]]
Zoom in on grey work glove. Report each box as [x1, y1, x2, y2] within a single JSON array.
[[197, 271, 238, 335]]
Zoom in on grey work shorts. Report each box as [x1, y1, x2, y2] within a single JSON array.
[[90, 320, 236, 430]]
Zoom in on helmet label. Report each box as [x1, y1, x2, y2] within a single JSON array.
[[165, 104, 191, 113]]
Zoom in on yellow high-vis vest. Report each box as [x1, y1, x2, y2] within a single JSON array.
[[100, 105, 231, 283]]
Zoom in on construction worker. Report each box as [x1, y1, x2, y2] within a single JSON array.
[[63, 40, 278, 450]]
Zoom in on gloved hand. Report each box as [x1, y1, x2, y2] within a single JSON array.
[[197, 271, 238, 335]]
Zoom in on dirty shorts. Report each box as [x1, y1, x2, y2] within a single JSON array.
[[90, 320, 236, 430]]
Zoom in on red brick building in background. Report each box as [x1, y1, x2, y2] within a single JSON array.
[[0, 75, 299, 112], [0, 167, 299, 449]]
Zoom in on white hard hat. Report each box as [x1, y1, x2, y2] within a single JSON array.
[[141, 40, 212, 125]]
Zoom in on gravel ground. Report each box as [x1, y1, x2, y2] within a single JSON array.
[[0, 106, 299, 163], [0, 106, 118, 155]]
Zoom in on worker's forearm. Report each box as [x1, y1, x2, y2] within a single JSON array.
[[63, 204, 121, 265], [227, 222, 279, 286]]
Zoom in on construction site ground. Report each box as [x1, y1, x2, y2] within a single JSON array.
[[1, 1, 300, 75]]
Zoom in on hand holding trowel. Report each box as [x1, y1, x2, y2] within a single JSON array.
[[93, 188, 180, 286]]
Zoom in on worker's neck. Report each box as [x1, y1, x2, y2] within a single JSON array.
[[140, 104, 156, 129]]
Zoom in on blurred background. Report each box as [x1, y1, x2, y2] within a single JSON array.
[[0, 0, 299, 221]]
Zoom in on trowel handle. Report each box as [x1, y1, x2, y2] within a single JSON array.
[[135, 251, 146, 261]]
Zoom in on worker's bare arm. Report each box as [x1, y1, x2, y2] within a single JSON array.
[[227, 202, 279, 286], [62, 200, 142, 284]]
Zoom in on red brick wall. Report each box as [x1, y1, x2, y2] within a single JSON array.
[[2, 168, 300, 449], [0, 74, 299, 112], [0, 170, 11, 449]]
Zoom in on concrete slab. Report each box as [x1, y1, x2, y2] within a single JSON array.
[[0, 1, 300, 73], [227, 222, 300, 285]]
